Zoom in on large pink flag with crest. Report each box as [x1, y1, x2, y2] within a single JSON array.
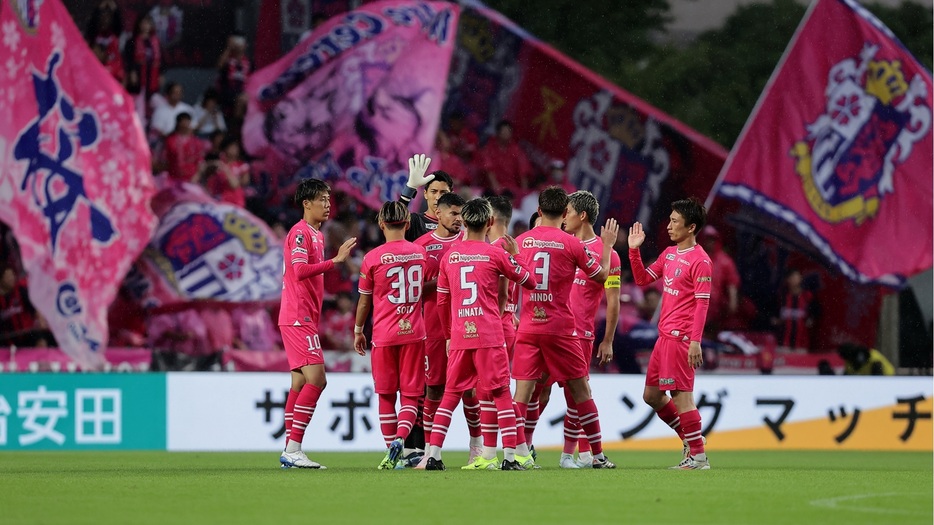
[[242, 0, 459, 210], [0, 0, 157, 368], [711, 0, 933, 286]]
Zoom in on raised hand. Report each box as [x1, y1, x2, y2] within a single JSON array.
[[600, 218, 619, 247], [628, 222, 646, 249], [333, 237, 357, 263], [406, 154, 434, 189]]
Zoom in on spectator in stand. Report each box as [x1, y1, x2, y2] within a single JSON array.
[[772, 268, 818, 352], [124, 14, 162, 129], [151, 82, 195, 138], [164, 112, 208, 183], [320, 292, 355, 352], [206, 140, 249, 207], [0, 267, 40, 347], [201, 306, 235, 353], [147, 308, 209, 356], [699, 225, 741, 336], [838, 342, 895, 375], [232, 306, 281, 351], [85, 1, 124, 85], [226, 92, 250, 143], [149, 0, 184, 50], [216, 33, 252, 116], [477, 120, 533, 198], [191, 89, 227, 139], [434, 130, 471, 185], [445, 111, 479, 163]]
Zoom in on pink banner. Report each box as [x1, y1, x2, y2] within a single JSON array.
[[0, 0, 157, 369], [132, 180, 283, 307], [0, 347, 152, 373], [713, 0, 933, 286], [242, 0, 459, 209]]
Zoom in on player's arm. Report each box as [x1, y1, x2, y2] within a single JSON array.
[[353, 260, 375, 356], [627, 221, 662, 285], [597, 254, 622, 366], [499, 235, 538, 290], [497, 275, 508, 315], [436, 263, 452, 340], [688, 259, 713, 369]]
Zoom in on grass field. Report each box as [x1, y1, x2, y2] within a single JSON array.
[[1, 450, 930, 525]]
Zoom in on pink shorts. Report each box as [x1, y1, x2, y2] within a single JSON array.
[[280, 325, 324, 370], [645, 335, 695, 392], [424, 338, 448, 386], [446, 345, 511, 393], [371, 342, 426, 397], [512, 332, 587, 383]]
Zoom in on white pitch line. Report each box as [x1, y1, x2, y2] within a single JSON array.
[[809, 492, 930, 516]]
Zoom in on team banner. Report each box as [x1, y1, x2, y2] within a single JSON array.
[[131, 182, 283, 307], [443, 1, 728, 251], [0, 0, 156, 369], [243, 0, 460, 210], [712, 0, 933, 286]]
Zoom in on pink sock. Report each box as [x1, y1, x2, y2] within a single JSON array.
[[656, 399, 686, 440], [397, 395, 419, 441], [378, 394, 398, 447], [462, 392, 481, 439], [479, 391, 498, 448], [288, 384, 322, 445], [284, 389, 299, 443], [513, 401, 527, 448], [428, 392, 461, 448], [423, 396, 441, 446], [681, 409, 705, 456], [576, 398, 603, 456], [492, 387, 517, 449]]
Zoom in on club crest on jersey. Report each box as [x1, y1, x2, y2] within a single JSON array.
[[674, 268, 682, 277], [790, 43, 931, 225], [295, 233, 304, 246]]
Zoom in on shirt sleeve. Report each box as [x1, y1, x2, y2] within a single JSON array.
[[358, 253, 374, 296], [605, 250, 622, 289], [436, 261, 451, 339], [575, 239, 602, 278], [629, 248, 664, 285], [290, 230, 334, 280], [691, 257, 713, 341], [499, 250, 537, 290]]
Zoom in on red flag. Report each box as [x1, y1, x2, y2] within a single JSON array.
[[711, 0, 933, 286], [0, 0, 157, 368]]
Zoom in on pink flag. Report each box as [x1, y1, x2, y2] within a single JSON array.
[[242, 0, 460, 209], [712, 0, 933, 286], [0, 0, 157, 368]]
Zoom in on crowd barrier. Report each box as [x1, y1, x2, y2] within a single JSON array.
[[1, 374, 929, 452]]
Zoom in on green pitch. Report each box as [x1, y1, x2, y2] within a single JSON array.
[[1, 451, 930, 525]]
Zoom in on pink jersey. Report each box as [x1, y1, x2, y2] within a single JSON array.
[[414, 231, 461, 338], [516, 226, 602, 336], [493, 236, 519, 338], [571, 236, 622, 340], [358, 240, 428, 347], [437, 240, 537, 350], [279, 221, 332, 327], [629, 244, 712, 341]]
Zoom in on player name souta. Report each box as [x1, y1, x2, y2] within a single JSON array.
[[458, 306, 484, 317]]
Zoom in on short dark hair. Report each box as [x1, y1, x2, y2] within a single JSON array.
[[426, 170, 454, 191], [671, 197, 706, 235], [175, 112, 192, 124], [461, 198, 493, 231], [378, 200, 410, 230], [294, 178, 330, 207], [528, 211, 540, 231], [568, 191, 599, 224], [496, 120, 513, 133], [437, 192, 465, 209], [538, 186, 568, 219], [488, 195, 512, 223]]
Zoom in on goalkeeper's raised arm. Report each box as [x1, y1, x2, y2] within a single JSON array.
[[397, 154, 456, 242]]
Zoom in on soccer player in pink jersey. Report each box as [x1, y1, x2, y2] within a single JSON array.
[[353, 201, 429, 470], [512, 186, 619, 469], [628, 197, 712, 469], [429, 198, 539, 471], [413, 192, 484, 466], [279, 178, 357, 469], [561, 190, 622, 468]]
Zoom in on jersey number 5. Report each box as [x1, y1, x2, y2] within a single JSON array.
[[387, 265, 423, 304]]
